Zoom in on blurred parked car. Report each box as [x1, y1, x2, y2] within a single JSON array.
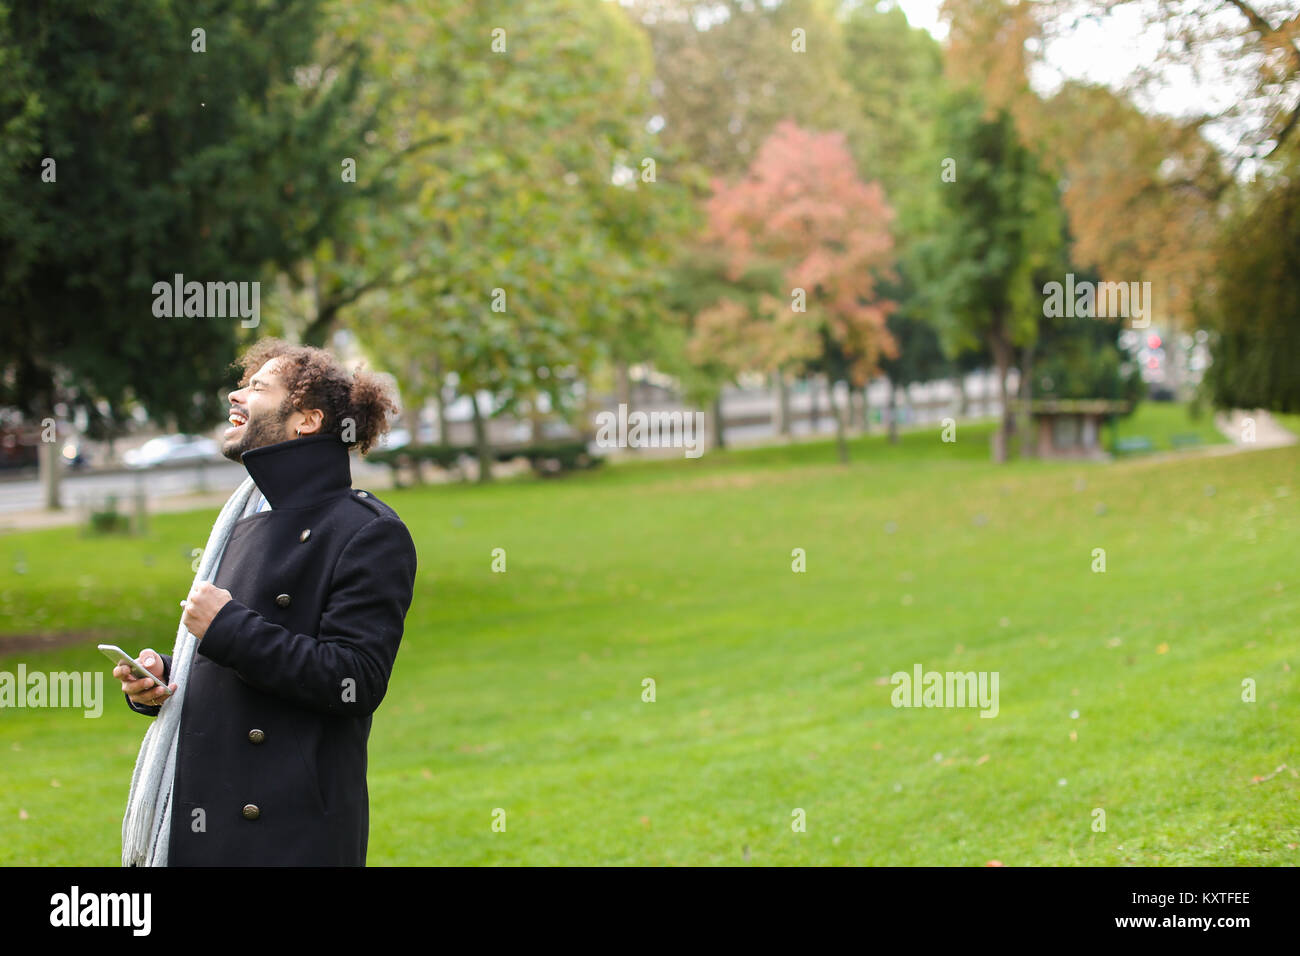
[[123, 434, 221, 469], [374, 424, 437, 451], [0, 422, 87, 471], [378, 427, 410, 450], [0, 424, 39, 470]]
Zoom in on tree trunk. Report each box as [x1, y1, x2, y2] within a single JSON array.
[[403, 386, 423, 486], [773, 370, 791, 438], [858, 385, 870, 432], [39, 423, 61, 511], [808, 377, 820, 432], [887, 380, 899, 445], [954, 374, 969, 417], [435, 389, 449, 449], [827, 380, 850, 463], [1017, 343, 1034, 442], [614, 361, 632, 411], [989, 330, 1013, 463], [711, 394, 726, 450], [529, 399, 544, 443], [432, 356, 450, 449], [470, 393, 492, 483]]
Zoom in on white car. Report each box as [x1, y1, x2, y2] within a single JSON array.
[[378, 428, 410, 450], [375, 425, 436, 451], [123, 435, 221, 469]]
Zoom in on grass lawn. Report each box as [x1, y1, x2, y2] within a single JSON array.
[[0, 406, 1296, 865], [1108, 399, 1228, 453]]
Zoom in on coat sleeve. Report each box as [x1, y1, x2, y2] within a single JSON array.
[[124, 653, 173, 717], [196, 514, 417, 717]]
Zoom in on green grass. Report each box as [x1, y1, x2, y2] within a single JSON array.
[[1109, 400, 1228, 453], [1, 410, 1297, 865], [1273, 411, 1300, 438]]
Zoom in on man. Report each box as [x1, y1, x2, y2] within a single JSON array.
[[115, 338, 417, 866]]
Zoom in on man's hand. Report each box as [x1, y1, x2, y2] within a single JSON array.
[[115, 649, 177, 706], [181, 581, 233, 639]]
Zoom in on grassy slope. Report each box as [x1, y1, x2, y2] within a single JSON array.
[[1109, 400, 1227, 451], [0, 409, 1296, 865]]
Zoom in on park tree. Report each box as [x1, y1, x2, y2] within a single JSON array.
[[1200, 148, 1300, 412], [940, 0, 1226, 328], [634, 0, 874, 429], [304, 0, 690, 481], [841, 3, 947, 241], [840, 3, 951, 438], [919, 91, 1064, 462], [878, 299, 952, 444], [0, 0, 366, 505], [693, 120, 897, 464], [1056, 0, 1300, 168], [0, 0, 366, 423], [635, 0, 869, 180], [1035, 82, 1223, 326], [679, 244, 815, 442]]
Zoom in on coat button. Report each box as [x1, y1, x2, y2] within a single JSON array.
[[275, 593, 291, 608], [357, 491, 369, 498], [242, 804, 260, 820], [248, 728, 265, 744], [299, 529, 311, 542]]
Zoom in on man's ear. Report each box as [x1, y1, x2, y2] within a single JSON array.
[[298, 408, 325, 435]]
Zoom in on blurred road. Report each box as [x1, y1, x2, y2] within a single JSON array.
[[0, 458, 395, 531], [0, 461, 246, 514]]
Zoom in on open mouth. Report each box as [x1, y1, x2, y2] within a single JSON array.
[[225, 408, 248, 437]]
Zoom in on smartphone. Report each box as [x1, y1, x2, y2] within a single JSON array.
[[98, 643, 172, 698]]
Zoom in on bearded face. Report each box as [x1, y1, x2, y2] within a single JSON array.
[[221, 358, 300, 463]]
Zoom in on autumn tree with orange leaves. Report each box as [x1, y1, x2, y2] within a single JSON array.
[[688, 120, 897, 464]]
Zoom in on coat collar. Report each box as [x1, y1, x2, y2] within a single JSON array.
[[240, 433, 352, 509]]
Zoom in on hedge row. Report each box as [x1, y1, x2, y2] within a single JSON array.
[[367, 441, 602, 477]]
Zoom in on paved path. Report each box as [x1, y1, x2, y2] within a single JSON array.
[[0, 462, 397, 535], [1214, 409, 1298, 448]]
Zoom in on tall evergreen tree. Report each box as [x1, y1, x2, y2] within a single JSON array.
[[0, 0, 366, 434]]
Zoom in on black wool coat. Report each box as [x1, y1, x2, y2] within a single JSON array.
[[126, 433, 417, 866]]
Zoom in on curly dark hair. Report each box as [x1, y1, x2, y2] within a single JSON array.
[[232, 338, 399, 455]]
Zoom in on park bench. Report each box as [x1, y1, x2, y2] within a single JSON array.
[[1170, 433, 1203, 449], [1114, 436, 1154, 454]]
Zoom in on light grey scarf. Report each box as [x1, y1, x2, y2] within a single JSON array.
[[121, 476, 258, 866]]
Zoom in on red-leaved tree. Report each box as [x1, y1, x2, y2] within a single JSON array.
[[689, 119, 898, 462]]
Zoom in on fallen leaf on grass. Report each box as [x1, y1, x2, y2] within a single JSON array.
[[1251, 764, 1288, 784]]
